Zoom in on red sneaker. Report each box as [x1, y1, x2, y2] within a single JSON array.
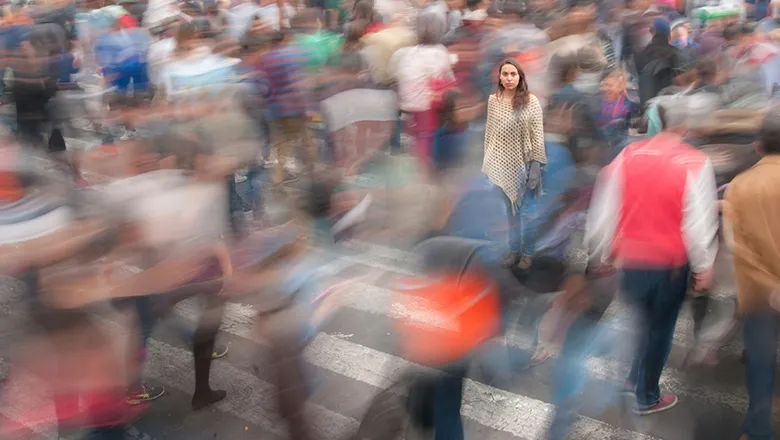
[[634, 394, 678, 416]]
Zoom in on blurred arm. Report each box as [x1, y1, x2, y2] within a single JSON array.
[[682, 158, 719, 274], [585, 161, 622, 265]]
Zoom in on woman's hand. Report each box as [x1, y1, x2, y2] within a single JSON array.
[[527, 161, 541, 190]]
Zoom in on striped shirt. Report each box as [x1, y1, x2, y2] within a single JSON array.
[[254, 45, 312, 119]]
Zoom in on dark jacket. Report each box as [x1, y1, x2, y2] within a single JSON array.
[[635, 36, 681, 107]]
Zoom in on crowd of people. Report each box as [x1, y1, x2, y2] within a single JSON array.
[[1, 0, 780, 438]]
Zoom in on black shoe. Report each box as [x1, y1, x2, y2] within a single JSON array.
[[191, 389, 227, 411]]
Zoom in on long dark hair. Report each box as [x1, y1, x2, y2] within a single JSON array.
[[496, 58, 530, 109]]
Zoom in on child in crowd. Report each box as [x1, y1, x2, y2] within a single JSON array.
[[599, 69, 635, 160]]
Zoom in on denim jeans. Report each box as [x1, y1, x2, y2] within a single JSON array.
[[742, 312, 778, 440], [621, 266, 689, 408], [502, 190, 523, 254], [87, 426, 126, 440], [546, 273, 619, 439], [433, 364, 468, 440], [390, 112, 403, 155], [519, 142, 575, 258], [547, 313, 601, 440]]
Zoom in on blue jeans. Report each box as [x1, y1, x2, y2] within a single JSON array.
[[742, 313, 778, 440], [547, 314, 601, 440], [106, 60, 150, 94], [390, 112, 403, 155], [621, 266, 689, 408], [87, 426, 126, 440], [502, 190, 523, 254], [433, 364, 467, 440], [520, 142, 575, 257]]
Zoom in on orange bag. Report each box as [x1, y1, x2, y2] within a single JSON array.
[[395, 273, 501, 367]]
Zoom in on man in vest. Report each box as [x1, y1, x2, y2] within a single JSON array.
[[586, 98, 719, 415]]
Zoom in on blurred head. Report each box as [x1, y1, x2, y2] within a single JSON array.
[[28, 23, 66, 55], [550, 52, 579, 88], [758, 106, 780, 156], [291, 8, 322, 30], [416, 10, 447, 45], [723, 23, 741, 42], [740, 22, 757, 45], [352, 0, 378, 22], [567, 0, 596, 29], [496, 58, 530, 108], [671, 20, 689, 43], [345, 19, 368, 46], [465, 0, 489, 11], [696, 56, 718, 85], [175, 18, 215, 52], [657, 98, 688, 133], [601, 69, 626, 101], [627, 0, 652, 11], [651, 17, 671, 42], [486, 0, 526, 29], [447, 0, 466, 10]]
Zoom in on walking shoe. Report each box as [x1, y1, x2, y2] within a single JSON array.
[[621, 381, 636, 396], [212, 344, 229, 359], [126, 384, 165, 405], [633, 394, 678, 416]]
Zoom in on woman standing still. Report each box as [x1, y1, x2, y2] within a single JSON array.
[[483, 58, 546, 268]]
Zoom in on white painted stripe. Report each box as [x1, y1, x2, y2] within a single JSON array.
[[173, 300, 666, 438], [304, 333, 661, 440], [143, 338, 358, 439], [175, 281, 760, 419]]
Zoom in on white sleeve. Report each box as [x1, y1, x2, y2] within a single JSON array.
[[682, 158, 719, 274], [585, 160, 622, 265]]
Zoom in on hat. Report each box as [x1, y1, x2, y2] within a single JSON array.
[[652, 17, 671, 38]]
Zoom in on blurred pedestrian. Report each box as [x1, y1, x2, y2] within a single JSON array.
[[587, 98, 719, 415], [723, 107, 780, 440], [389, 9, 454, 172]]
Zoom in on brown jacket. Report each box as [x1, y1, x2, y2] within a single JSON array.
[[723, 155, 780, 314]]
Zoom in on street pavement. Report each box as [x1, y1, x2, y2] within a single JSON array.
[[0, 131, 772, 440]]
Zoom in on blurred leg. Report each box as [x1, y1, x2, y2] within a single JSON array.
[[433, 366, 466, 440], [191, 294, 228, 410], [296, 117, 316, 175], [269, 118, 292, 185], [742, 313, 777, 440], [262, 305, 313, 440], [547, 315, 599, 440], [636, 266, 688, 408]]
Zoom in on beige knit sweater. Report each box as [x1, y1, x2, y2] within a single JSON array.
[[482, 93, 546, 210]]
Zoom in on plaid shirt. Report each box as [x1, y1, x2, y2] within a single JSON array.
[[255, 45, 312, 119]]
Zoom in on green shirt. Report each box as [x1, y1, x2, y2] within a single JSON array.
[[294, 31, 344, 72]]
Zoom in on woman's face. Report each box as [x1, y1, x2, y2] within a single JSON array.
[[500, 63, 520, 90]]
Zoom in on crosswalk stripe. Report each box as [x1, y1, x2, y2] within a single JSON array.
[[166, 249, 764, 425]]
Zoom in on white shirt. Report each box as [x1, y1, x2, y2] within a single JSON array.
[[389, 44, 454, 112]]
